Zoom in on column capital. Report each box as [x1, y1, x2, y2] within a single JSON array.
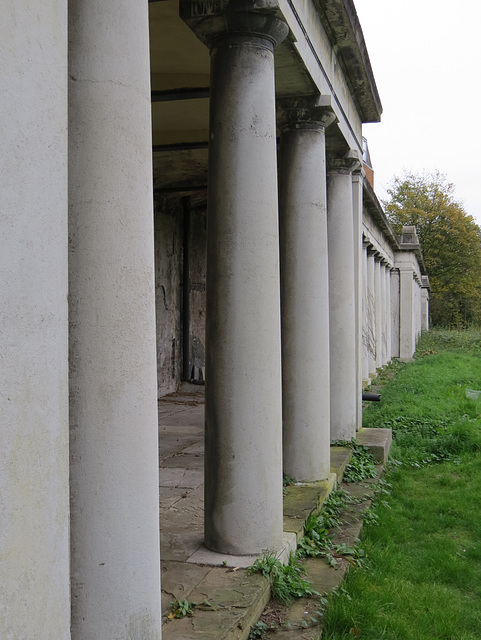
[[277, 95, 337, 133], [180, 0, 288, 49], [327, 149, 362, 174]]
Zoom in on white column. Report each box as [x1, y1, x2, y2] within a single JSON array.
[[414, 278, 422, 344], [374, 256, 382, 370], [328, 152, 361, 441], [399, 267, 415, 360], [386, 266, 392, 362], [367, 250, 377, 375], [380, 261, 387, 366], [391, 268, 400, 358], [69, 2, 161, 637], [0, 4, 70, 639], [182, 6, 288, 554], [352, 172, 364, 430], [361, 242, 370, 382], [421, 277, 430, 331], [279, 101, 335, 481]]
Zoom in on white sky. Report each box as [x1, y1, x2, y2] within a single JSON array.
[[354, 0, 481, 227]]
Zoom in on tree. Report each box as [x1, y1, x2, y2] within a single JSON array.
[[384, 171, 481, 327]]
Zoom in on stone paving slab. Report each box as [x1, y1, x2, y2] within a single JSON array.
[[161, 452, 204, 469], [161, 560, 212, 614], [183, 441, 205, 455], [159, 467, 204, 489], [162, 569, 271, 640], [160, 485, 204, 561], [159, 433, 201, 460], [159, 485, 194, 510]]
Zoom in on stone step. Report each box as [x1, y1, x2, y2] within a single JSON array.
[[161, 438, 390, 640]]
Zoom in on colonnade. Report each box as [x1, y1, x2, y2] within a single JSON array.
[[1, 0, 428, 638], [180, 3, 364, 553], [362, 220, 430, 384], [2, 2, 162, 638]]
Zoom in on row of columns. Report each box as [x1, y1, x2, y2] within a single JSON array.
[[362, 233, 429, 381], [181, 3, 362, 555], [3, 2, 162, 639], [3, 2, 371, 638], [363, 243, 394, 378]]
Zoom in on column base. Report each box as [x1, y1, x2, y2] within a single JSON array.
[[187, 531, 297, 568]]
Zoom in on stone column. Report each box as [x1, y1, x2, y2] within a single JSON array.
[[366, 249, 377, 376], [278, 100, 336, 481], [0, 4, 70, 639], [399, 267, 415, 360], [327, 151, 361, 441], [391, 268, 401, 358], [69, 2, 162, 638], [361, 242, 370, 383], [374, 256, 382, 370], [414, 278, 422, 344], [380, 260, 387, 366], [352, 171, 364, 429], [385, 265, 392, 363], [182, 2, 288, 554], [421, 276, 430, 331]]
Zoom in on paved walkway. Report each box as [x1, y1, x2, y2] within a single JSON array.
[[158, 384, 391, 639]]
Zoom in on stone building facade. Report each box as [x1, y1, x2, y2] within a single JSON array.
[[1, 1, 427, 638]]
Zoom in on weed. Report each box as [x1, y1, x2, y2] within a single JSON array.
[[331, 440, 377, 483], [248, 620, 268, 639], [248, 552, 318, 605], [167, 599, 195, 619], [283, 473, 297, 487]]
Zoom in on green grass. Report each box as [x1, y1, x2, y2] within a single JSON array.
[[321, 329, 481, 640]]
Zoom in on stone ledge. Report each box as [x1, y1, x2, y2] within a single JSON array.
[[356, 427, 392, 464], [162, 445, 368, 640]]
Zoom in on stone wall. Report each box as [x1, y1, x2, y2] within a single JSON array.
[[154, 195, 207, 396], [154, 195, 183, 396]]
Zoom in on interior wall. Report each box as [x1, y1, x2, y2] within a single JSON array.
[[154, 194, 206, 397], [154, 194, 183, 396]]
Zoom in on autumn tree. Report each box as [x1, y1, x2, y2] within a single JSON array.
[[384, 171, 481, 327]]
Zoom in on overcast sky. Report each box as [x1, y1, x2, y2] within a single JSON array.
[[354, 0, 481, 227]]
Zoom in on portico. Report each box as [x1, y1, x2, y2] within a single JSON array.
[[1, 1, 428, 638]]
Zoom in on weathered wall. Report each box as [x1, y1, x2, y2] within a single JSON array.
[[154, 196, 206, 395], [189, 206, 207, 380], [154, 195, 183, 396]]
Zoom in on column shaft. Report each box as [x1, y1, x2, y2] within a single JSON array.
[[386, 267, 392, 362], [399, 268, 415, 359], [69, 2, 161, 637], [0, 3, 70, 638], [361, 245, 370, 381], [352, 173, 363, 429], [204, 28, 286, 554], [374, 257, 382, 370], [367, 251, 376, 375], [279, 108, 333, 482], [380, 262, 387, 365], [328, 154, 360, 441]]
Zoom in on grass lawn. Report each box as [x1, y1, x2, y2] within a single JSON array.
[[321, 329, 481, 640]]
